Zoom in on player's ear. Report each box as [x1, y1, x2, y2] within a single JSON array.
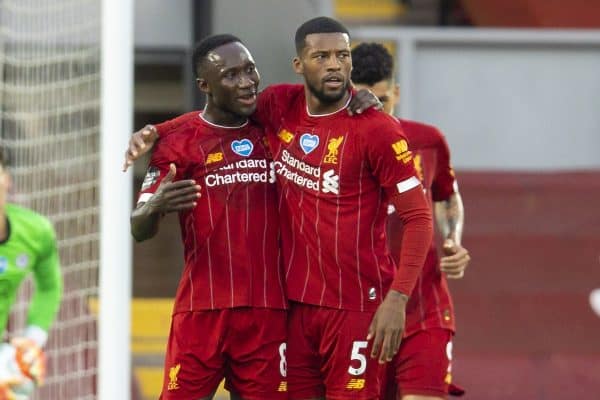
[[196, 78, 210, 95], [292, 57, 303, 75]]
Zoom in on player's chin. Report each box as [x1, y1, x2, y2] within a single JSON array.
[[321, 86, 347, 102], [233, 102, 257, 117]]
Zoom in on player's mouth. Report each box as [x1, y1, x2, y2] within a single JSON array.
[[237, 91, 257, 106], [323, 74, 344, 89]]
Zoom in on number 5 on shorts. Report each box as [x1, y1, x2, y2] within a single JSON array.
[[348, 341, 368, 376]]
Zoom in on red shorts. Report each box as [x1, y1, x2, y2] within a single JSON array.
[[287, 302, 383, 400], [159, 308, 287, 400], [382, 328, 454, 399]]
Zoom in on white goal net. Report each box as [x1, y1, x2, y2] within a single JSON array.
[[0, 0, 101, 399]]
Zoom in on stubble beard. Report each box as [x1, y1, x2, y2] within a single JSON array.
[[306, 79, 349, 105]]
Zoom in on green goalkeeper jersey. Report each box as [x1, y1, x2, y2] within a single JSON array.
[[0, 203, 62, 336]]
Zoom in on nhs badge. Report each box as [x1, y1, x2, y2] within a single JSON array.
[[299, 133, 319, 154], [231, 139, 254, 157], [16, 254, 29, 269], [0, 256, 7, 273]]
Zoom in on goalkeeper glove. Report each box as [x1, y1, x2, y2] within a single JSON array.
[[10, 338, 45, 387], [0, 343, 34, 400]]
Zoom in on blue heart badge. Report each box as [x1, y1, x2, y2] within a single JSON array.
[[300, 133, 319, 154], [231, 139, 254, 157]]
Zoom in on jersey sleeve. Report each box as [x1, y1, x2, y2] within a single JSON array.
[[363, 116, 420, 196], [28, 219, 62, 332], [154, 111, 198, 138], [253, 84, 302, 131], [137, 137, 187, 204], [431, 130, 457, 202]]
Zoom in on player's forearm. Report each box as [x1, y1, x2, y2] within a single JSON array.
[[130, 203, 161, 242], [389, 188, 433, 296], [28, 286, 61, 334], [434, 192, 464, 245], [29, 251, 62, 333]]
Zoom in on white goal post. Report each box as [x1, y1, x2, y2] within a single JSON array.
[[99, 0, 133, 400]]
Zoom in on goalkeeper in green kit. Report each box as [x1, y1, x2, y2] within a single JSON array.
[[0, 149, 62, 400]]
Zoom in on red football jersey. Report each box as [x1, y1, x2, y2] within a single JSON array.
[[255, 84, 424, 312], [387, 119, 457, 335], [139, 112, 286, 312]]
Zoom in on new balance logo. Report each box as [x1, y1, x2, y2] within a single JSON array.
[[346, 378, 365, 390], [206, 152, 223, 164], [278, 129, 294, 144], [321, 169, 339, 194]]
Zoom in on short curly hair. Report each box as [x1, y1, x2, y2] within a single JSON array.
[[351, 42, 394, 86], [192, 34, 244, 78], [295, 16, 350, 55]]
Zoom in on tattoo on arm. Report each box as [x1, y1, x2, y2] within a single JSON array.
[[434, 192, 464, 245]]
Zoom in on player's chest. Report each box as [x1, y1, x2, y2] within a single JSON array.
[[271, 124, 368, 196], [186, 134, 274, 189], [0, 243, 35, 278]]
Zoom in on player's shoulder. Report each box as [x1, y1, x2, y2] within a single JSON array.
[[260, 83, 304, 104], [157, 112, 204, 144], [6, 204, 54, 237], [352, 109, 406, 136], [398, 118, 446, 148], [156, 111, 201, 137], [245, 118, 266, 135]]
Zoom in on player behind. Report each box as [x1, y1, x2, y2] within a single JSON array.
[[248, 17, 433, 399], [0, 148, 62, 400], [351, 42, 470, 400], [130, 34, 288, 400]]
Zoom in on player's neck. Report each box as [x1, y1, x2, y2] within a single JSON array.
[[202, 105, 248, 128], [304, 89, 351, 116]]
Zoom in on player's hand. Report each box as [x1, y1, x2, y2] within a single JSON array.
[[145, 164, 201, 214], [0, 383, 25, 400], [0, 341, 38, 400], [10, 338, 46, 386], [347, 88, 383, 115], [440, 239, 471, 279], [367, 290, 407, 364], [122, 125, 159, 172]]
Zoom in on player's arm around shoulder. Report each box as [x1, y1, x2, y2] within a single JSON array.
[[123, 111, 199, 171]]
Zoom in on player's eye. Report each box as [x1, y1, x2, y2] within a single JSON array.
[[246, 65, 255, 74]]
